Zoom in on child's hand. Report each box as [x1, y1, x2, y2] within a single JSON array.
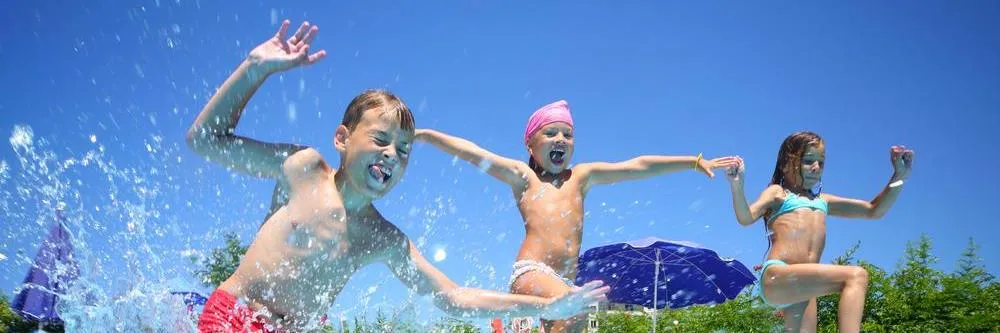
[[890, 145, 914, 180], [725, 156, 745, 185], [247, 20, 327, 74], [540, 280, 609, 320], [697, 156, 741, 179]]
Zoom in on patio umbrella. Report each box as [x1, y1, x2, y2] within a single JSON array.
[[575, 237, 755, 332], [169, 291, 208, 307], [11, 211, 79, 324]]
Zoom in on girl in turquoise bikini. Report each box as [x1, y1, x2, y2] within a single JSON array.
[[725, 131, 914, 333]]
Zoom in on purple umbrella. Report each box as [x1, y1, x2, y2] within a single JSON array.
[[575, 237, 755, 332], [169, 291, 207, 307], [11, 211, 79, 325]]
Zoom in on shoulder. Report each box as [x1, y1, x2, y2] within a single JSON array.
[[281, 148, 329, 178], [761, 184, 787, 203], [818, 192, 842, 202], [572, 162, 606, 176]]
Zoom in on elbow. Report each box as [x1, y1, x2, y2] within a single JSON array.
[[633, 156, 654, 170], [185, 126, 221, 154], [864, 202, 885, 219], [433, 288, 471, 318]]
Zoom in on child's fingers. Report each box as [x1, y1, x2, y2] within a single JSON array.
[[584, 286, 610, 299], [579, 280, 604, 290], [288, 21, 311, 45], [275, 20, 290, 40], [307, 50, 327, 64], [301, 25, 320, 45]]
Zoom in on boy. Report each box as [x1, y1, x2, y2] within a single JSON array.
[[186, 20, 607, 332]]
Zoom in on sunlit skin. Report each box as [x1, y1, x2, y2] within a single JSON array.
[[186, 20, 607, 331], [417, 122, 739, 332], [727, 138, 914, 333]]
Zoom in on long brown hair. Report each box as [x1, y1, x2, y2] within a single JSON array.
[[761, 131, 824, 222], [769, 131, 824, 189]]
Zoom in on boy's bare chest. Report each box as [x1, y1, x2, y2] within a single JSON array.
[[277, 197, 381, 265]]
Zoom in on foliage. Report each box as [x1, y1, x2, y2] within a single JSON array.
[[596, 234, 999, 332], [192, 232, 248, 288], [194, 233, 1000, 332]]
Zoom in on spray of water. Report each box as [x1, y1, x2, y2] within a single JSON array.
[[3, 125, 199, 332]]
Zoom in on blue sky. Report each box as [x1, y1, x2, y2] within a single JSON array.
[[1, 0, 998, 327]]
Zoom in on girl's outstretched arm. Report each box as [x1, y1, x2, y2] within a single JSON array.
[[824, 145, 914, 219], [416, 129, 531, 189], [580, 154, 740, 190]]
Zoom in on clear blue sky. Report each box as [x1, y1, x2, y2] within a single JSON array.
[[1, 0, 998, 327]]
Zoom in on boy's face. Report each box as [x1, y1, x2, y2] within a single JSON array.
[[527, 122, 574, 173], [336, 108, 413, 200]]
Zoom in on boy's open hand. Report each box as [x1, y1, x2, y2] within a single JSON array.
[[248, 20, 327, 74]]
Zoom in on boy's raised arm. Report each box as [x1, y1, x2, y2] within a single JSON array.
[[186, 20, 326, 179]]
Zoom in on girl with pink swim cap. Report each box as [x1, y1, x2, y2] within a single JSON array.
[[416, 99, 740, 332]]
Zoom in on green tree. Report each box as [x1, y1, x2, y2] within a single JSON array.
[[428, 317, 478, 332], [596, 311, 651, 332], [881, 234, 947, 331], [594, 293, 780, 332], [955, 238, 994, 287], [1, 294, 30, 332], [937, 238, 999, 332], [663, 292, 781, 332], [0, 294, 65, 333], [817, 242, 892, 332], [192, 232, 249, 288]]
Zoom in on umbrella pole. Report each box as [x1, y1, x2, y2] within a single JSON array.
[[652, 250, 660, 333]]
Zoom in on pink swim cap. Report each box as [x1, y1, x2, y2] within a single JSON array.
[[524, 100, 574, 143]]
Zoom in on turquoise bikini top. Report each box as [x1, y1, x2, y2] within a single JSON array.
[[767, 191, 828, 223]]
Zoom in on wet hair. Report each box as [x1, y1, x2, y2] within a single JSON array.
[[761, 131, 824, 222], [768, 131, 824, 190], [340, 89, 414, 132]]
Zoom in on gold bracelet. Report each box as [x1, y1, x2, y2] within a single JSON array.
[[694, 153, 703, 169]]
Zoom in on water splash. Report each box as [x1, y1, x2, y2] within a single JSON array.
[[2, 125, 201, 331]]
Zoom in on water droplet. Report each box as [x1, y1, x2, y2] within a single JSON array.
[[89, 134, 97, 143], [287, 102, 297, 122]]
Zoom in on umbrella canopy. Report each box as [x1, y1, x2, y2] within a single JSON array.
[[575, 237, 755, 310], [168, 291, 208, 307], [11, 212, 79, 324]]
